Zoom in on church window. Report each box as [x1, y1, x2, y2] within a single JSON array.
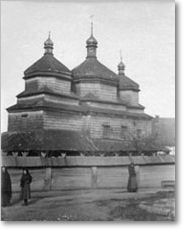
[[121, 126, 128, 139], [103, 124, 111, 138], [136, 129, 142, 138], [21, 114, 28, 118]]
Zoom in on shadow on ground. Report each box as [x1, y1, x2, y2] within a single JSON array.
[[1, 190, 175, 221]]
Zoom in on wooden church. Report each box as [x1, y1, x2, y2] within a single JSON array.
[[2, 26, 155, 157]]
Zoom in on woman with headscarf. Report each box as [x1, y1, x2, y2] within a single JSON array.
[[127, 162, 138, 192], [20, 168, 32, 205], [1, 166, 12, 207]]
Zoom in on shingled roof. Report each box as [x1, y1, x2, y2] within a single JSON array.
[[93, 139, 164, 152], [7, 98, 152, 120], [1, 130, 164, 153], [16, 86, 78, 99], [119, 75, 140, 91], [1, 130, 95, 152], [72, 58, 119, 84], [24, 53, 71, 79]]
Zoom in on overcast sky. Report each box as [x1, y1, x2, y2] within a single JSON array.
[[1, 0, 175, 132]]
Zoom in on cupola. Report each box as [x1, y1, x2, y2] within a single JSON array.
[[24, 33, 70, 79], [118, 51, 125, 75], [86, 21, 98, 58], [44, 32, 54, 55]]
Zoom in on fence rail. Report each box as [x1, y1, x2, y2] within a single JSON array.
[[1, 155, 175, 167]]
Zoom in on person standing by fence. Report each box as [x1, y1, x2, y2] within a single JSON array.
[[127, 162, 138, 192], [1, 166, 12, 207], [20, 168, 32, 205]]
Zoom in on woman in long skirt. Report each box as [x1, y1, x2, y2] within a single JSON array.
[[127, 162, 138, 192], [1, 166, 12, 207], [20, 168, 32, 205]]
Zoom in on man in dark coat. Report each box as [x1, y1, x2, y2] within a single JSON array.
[[20, 168, 32, 205], [1, 166, 12, 207], [127, 162, 138, 192]]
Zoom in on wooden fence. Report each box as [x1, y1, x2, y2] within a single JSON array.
[[1, 155, 175, 167]]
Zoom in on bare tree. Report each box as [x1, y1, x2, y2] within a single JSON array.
[[125, 130, 161, 155]]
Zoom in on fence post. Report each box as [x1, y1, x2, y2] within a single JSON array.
[[44, 167, 53, 190], [91, 166, 98, 188]]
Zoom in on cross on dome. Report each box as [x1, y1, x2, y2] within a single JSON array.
[[44, 31, 54, 55], [86, 16, 98, 58], [118, 50, 125, 75]]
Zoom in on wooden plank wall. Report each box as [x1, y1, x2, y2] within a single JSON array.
[[45, 95, 79, 105], [8, 111, 44, 131], [86, 102, 127, 111], [76, 82, 117, 101], [7, 164, 175, 192], [26, 77, 71, 95], [43, 111, 83, 130], [89, 115, 152, 138], [120, 90, 139, 105]]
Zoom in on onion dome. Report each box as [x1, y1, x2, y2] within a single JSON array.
[[118, 51, 125, 75], [86, 21, 98, 58], [24, 33, 70, 79], [118, 61, 125, 75], [117, 54, 139, 91], [86, 20, 98, 45], [72, 22, 118, 85], [44, 32, 54, 55], [86, 34, 98, 46]]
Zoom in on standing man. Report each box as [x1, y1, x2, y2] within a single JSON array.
[[20, 168, 32, 205], [1, 166, 12, 207], [127, 162, 138, 192]]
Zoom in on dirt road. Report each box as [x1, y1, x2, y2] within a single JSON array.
[[1, 189, 175, 221]]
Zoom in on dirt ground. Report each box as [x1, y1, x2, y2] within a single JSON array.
[[1, 189, 175, 221]]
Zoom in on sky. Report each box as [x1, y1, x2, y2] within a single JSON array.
[[1, 0, 175, 132]]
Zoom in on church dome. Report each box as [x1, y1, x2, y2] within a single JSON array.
[[44, 36, 53, 48], [86, 20, 98, 47], [118, 61, 125, 69], [72, 57, 119, 84], [24, 34, 70, 79], [86, 34, 98, 46], [117, 54, 139, 91], [73, 23, 118, 84]]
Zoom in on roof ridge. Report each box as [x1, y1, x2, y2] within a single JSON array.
[[97, 59, 119, 77], [24, 54, 70, 76], [123, 75, 139, 86], [72, 58, 119, 81]]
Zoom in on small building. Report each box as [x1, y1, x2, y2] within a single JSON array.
[[2, 28, 156, 156], [152, 116, 175, 147]]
